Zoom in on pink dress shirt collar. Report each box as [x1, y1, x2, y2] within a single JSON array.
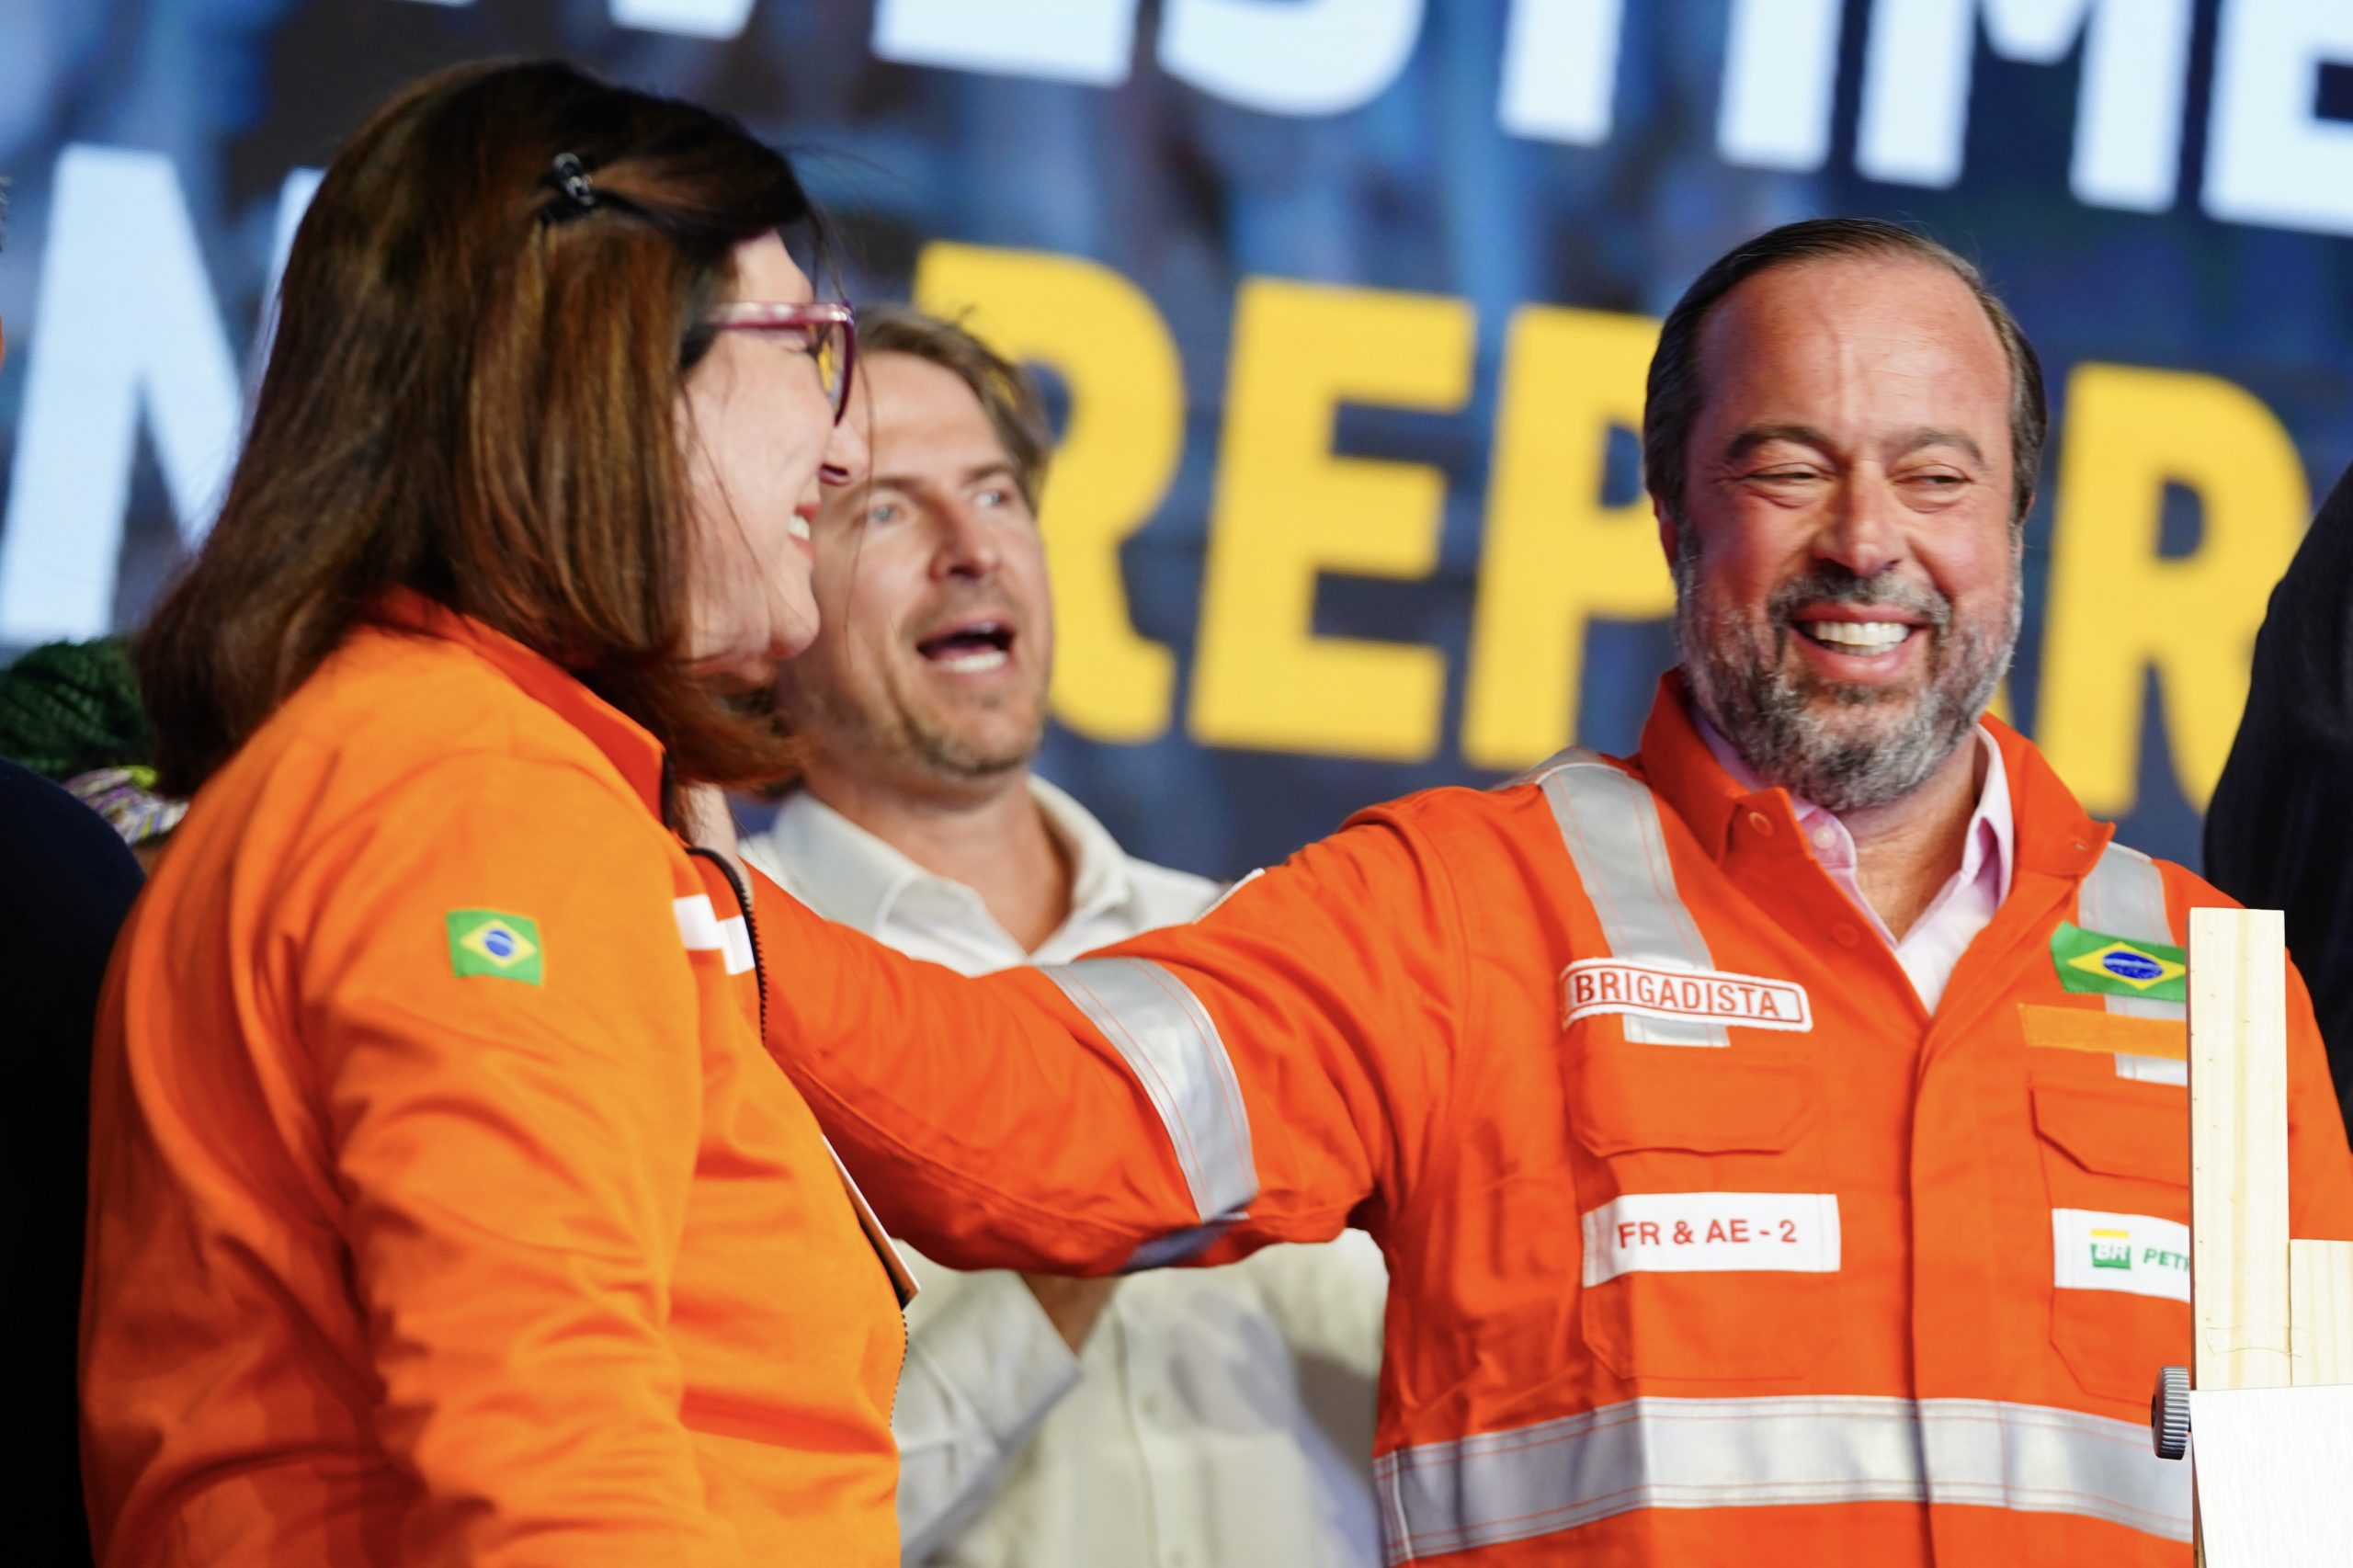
[[1696, 715, 2016, 1013]]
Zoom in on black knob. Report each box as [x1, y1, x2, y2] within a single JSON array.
[[2151, 1365, 2190, 1460]]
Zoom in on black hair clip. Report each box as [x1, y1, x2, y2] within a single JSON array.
[[548, 153, 598, 217]]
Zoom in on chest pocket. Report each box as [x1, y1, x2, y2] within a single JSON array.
[[2033, 840, 2191, 1402], [2030, 1079, 2189, 1402], [1567, 1050, 1836, 1381]]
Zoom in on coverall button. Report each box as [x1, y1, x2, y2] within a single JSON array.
[[1746, 810, 1774, 836], [1834, 923, 1861, 947]]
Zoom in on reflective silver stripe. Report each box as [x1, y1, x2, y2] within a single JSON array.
[[673, 895, 756, 975], [717, 915, 755, 975], [674, 893, 724, 949], [1041, 957, 1257, 1223], [1529, 749, 1726, 1046], [2116, 1053, 2188, 1086], [2078, 841, 2184, 1021], [1373, 1394, 2189, 1563]]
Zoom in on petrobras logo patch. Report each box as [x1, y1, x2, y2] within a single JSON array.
[[2052, 1208, 2190, 1302], [1560, 960, 1813, 1033]]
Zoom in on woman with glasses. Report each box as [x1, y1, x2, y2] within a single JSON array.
[[81, 60, 894, 1565]]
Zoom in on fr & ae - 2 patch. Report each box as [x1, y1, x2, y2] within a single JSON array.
[[446, 909, 543, 984]]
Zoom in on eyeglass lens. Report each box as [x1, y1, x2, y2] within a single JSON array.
[[812, 325, 846, 409]]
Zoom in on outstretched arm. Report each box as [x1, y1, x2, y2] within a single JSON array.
[[754, 803, 1469, 1276]]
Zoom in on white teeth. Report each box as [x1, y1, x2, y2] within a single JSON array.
[[1802, 619, 1910, 652], [935, 648, 1009, 674], [786, 513, 813, 541]]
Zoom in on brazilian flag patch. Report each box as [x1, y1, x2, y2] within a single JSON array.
[[2051, 922, 2186, 1003], [446, 910, 543, 985]]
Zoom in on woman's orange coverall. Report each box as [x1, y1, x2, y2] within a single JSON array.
[[81, 597, 908, 1566], [756, 675, 2353, 1568]]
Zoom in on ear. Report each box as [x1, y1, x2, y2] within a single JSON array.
[[1654, 496, 1680, 572]]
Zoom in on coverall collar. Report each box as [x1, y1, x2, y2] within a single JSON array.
[[1639, 671, 2111, 888], [369, 588, 667, 819]]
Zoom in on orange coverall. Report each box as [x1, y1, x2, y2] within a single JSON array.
[[761, 674, 2353, 1567], [82, 596, 909, 1566]]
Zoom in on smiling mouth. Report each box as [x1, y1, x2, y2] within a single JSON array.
[[916, 621, 1015, 674], [1795, 619, 1917, 655]]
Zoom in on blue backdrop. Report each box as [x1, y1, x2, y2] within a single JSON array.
[[4, 0, 2351, 880]]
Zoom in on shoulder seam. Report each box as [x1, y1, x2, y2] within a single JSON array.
[[1503, 745, 1612, 791], [282, 734, 660, 884]]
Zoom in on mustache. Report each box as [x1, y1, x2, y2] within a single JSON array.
[[1764, 568, 1952, 635], [909, 585, 1027, 632]]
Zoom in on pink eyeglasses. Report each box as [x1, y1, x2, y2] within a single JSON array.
[[704, 301, 858, 424]]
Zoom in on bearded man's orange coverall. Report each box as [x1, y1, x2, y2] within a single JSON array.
[[759, 675, 2353, 1567]]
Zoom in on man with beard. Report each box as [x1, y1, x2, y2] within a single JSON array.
[[742, 308, 1386, 1568], [739, 222, 2353, 1567]]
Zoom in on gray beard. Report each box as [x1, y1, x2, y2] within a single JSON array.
[[1674, 545, 2020, 813]]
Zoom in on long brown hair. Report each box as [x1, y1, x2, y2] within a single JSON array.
[[142, 59, 820, 797]]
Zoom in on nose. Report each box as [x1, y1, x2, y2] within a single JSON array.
[[930, 499, 1003, 582], [1813, 467, 1905, 580], [818, 413, 869, 489]]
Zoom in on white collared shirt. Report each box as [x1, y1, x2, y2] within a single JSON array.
[[745, 779, 1387, 1568], [1699, 721, 2016, 1012]]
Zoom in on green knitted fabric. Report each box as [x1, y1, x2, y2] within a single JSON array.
[[0, 638, 156, 781]]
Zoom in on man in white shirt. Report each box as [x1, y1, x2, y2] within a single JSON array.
[[743, 306, 1386, 1568]]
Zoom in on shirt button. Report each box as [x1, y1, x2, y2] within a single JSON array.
[[1834, 923, 1861, 947], [1812, 825, 1838, 849], [1746, 811, 1774, 836]]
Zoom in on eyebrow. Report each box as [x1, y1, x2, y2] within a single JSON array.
[[866, 460, 1020, 494], [1722, 424, 1836, 464], [1722, 424, 1987, 467], [1893, 427, 1987, 465]]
